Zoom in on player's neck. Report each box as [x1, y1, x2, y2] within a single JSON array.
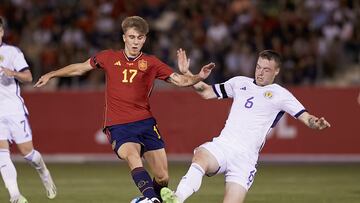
[[253, 80, 274, 87], [124, 49, 141, 59]]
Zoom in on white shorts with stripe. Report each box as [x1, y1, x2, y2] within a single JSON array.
[[197, 137, 258, 191], [0, 114, 33, 144]]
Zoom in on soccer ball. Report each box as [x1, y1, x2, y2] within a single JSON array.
[[130, 196, 152, 203]]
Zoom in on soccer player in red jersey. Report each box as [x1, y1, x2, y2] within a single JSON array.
[[35, 16, 215, 203]]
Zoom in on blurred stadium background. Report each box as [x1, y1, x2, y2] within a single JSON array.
[[1, 0, 359, 202]]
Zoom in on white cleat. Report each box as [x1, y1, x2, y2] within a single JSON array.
[[150, 197, 161, 203], [10, 195, 28, 203], [160, 187, 181, 203], [41, 170, 57, 199], [130, 197, 153, 203]]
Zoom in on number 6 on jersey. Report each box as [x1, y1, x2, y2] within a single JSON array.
[[245, 97, 254, 108]]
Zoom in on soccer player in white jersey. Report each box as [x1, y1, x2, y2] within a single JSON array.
[[0, 17, 56, 203], [161, 50, 331, 203]]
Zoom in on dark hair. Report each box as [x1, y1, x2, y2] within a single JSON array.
[[121, 16, 149, 35], [259, 50, 282, 68]]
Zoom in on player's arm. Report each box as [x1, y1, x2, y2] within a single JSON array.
[[34, 59, 93, 88], [172, 49, 217, 99], [297, 111, 331, 130], [167, 63, 214, 87], [193, 81, 218, 99], [0, 67, 32, 83], [167, 48, 215, 87], [179, 69, 217, 99]]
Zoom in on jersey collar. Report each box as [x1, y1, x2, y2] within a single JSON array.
[[253, 79, 276, 88], [122, 50, 143, 62]]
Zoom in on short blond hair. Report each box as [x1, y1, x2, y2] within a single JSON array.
[[121, 16, 149, 35]]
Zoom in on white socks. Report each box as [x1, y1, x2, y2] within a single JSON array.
[[0, 149, 21, 199], [24, 149, 48, 177], [175, 163, 205, 202], [0, 149, 49, 200]]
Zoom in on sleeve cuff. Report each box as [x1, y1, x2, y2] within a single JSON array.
[[294, 109, 307, 118], [18, 67, 30, 72]]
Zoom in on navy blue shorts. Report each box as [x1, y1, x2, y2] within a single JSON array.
[[106, 117, 165, 159]]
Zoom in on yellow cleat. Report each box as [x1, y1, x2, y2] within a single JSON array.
[[160, 187, 181, 203]]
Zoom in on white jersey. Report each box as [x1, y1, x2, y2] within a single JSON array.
[[0, 43, 29, 117], [212, 76, 305, 162]]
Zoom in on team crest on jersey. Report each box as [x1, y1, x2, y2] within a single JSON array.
[[111, 140, 116, 150], [138, 59, 148, 71], [0, 55, 4, 62], [264, 91, 273, 99]]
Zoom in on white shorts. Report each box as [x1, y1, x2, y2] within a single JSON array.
[[0, 114, 33, 144], [198, 138, 257, 191]]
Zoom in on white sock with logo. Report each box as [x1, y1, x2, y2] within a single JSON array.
[[175, 163, 205, 202], [24, 149, 48, 177], [0, 149, 21, 199]]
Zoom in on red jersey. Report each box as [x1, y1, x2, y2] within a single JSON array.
[[90, 49, 174, 127]]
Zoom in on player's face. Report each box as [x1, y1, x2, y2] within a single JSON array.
[[254, 57, 279, 86], [123, 27, 146, 57]]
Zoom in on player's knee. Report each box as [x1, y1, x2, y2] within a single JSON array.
[[0, 149, 11, 162], [122, 153, 142, 167], [192, 155, 208, 171], [17, 143, 34, 156], [124, 154, 140, 162]]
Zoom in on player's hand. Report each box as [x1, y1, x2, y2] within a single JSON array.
[[198, 63, 215, 80], [34, 73, 52, 88], [177, 48, 190, 75], [0, 66, 16, 78], [315, 117, 331, 130], [317, 117, 331, 130]]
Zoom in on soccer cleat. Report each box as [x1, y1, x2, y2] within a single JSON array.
[[160, 187, 181, 203], [130, 196, 153, 203], [150, 197, 161, 203], [10, 195, 28, 203], [40, 170, 57, 199]]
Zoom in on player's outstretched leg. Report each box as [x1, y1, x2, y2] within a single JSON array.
[[161, 187, 181, 203], [131, 167, 160, 201], [24, 149, 57, 199], [0, 148, 28, 203], [10, 195, 28, 203], [39, 170, 56, 199]]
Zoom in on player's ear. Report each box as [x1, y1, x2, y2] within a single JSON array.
[[274, 67, 280, 76], [122, 34, 125, 42]]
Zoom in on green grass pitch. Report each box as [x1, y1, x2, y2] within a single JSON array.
[[1, 162, 359, 203]]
